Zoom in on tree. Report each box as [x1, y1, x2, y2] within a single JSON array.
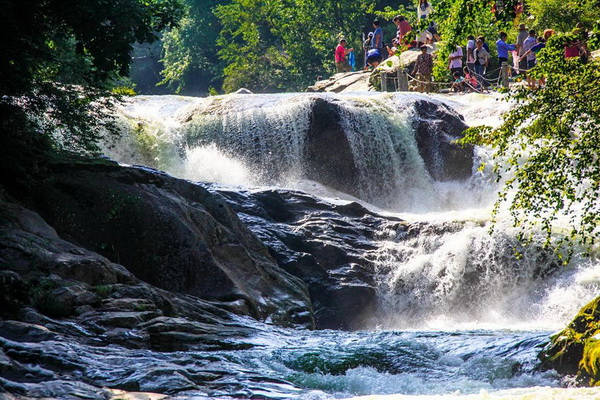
[[160, 0, 226, 94], [461, 30, 600, 259], [215, 0, 375, 92], [526, 0, 600, 33], [0, 0, 183, 154]]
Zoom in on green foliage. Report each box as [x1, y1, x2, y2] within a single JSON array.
[[527, 0, 600, 33], [461, 31, 600, 258], [0, 0, 183, 156], [432, 0, 509, 82], [160, 0, 225, 94], [215, 0, 375, 92], [92, 285, 115, 299]]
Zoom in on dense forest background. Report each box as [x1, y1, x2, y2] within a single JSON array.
[[129, 0, 599, 95], [135, 0, 414, 95]]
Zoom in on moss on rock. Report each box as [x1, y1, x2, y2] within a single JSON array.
[[539, 296, 600, 385]]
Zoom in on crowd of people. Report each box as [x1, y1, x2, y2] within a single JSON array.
[[334, 0, 441, 75], [334, 6, 593, 93]]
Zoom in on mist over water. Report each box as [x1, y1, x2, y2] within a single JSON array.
[[101, 92, 600, 399], [103, 92, 600, 331]]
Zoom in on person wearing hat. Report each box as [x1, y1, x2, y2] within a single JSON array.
[[516, 23, 529, 73], [363, 32, 374, 52], [335, 38, 353, 73]]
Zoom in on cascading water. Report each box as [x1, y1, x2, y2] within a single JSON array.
[[100, 92, 600, 399], [108, 92, 477, 211]]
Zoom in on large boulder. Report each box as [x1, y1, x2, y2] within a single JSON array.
[[304, 98, 360, 196], [409, 98, 473, 181], [303, 95, 473, 200], [539, 296, 600, 385], [306, 71, 372, 93], [216, 187, 408, 330], [1, 158, 312, 328]]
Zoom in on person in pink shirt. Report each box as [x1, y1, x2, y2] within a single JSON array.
[[393, 15, 412, 43], [335, 39, 353, 73]]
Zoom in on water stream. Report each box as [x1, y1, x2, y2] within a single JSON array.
[[99, 92, 600, 399]]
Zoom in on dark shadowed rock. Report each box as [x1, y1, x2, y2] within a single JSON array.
[[2, 160, 312, 328], [215, 187, 408, 330], [409, 99, 473, 181], [302, 96, 472, 200], [305, 98, 360, 197]]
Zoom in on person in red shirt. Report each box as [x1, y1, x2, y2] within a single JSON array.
[[393, 15, 412, 43], [335, 39, 353, 73]]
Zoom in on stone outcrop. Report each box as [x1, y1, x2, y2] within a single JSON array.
[[304, 98, 361, 195], [408, 99, 473, 181], [539, 296, 600, 385], [215, 187, 408, 330], [0, 156, 413, 397], [0, 181, 278, 397], [303, 95, 473, 199], [0, 158, 312, 328], [306, 71, 372, 93]]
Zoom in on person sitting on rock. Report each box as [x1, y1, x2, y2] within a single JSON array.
[[451, 71, 465, 92], [387, 39, 400, 57], [335, 39, 353, 73]]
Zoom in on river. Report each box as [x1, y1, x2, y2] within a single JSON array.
[[98, 91, 600, 399]]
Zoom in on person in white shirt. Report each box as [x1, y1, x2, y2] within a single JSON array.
[[448, 44, 463, 77], [418, 0, 433, 19], [466, 35, 475, 72]]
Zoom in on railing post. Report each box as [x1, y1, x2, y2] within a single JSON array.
[[397, 69, 409, 91], [501, 61, 510, 89], [381, 72, 388, 92]]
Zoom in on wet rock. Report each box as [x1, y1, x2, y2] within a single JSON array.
[[217, 188, 407, 330], [95, 311, 161, 329], [409, 99, 473, 181], [0, 321, 57, 343], [305, 98, 360, 197], [140, 316, 255, 351], [303, 96, 472, 200], [0, 271, 28, 317], [2, 161, 312, 328], [539, 296, 600, 385]]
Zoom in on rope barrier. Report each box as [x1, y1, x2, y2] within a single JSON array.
[[395, 58, 528, 93]]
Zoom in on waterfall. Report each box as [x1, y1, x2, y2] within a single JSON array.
[[184, 94, 313, 186], [106, 92, 470, 213], [103, 93, 600, 331], [335, 96, 437, 211], [370, 219, 600, 330]]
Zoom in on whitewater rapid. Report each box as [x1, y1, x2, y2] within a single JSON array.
[[103, 92, 599, 332], [100, 92, 600, 399]]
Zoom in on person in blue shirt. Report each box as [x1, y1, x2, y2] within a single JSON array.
[[371, 20, 384, 56], [366, 48, 382, 68], [496, 31, 516, 64]]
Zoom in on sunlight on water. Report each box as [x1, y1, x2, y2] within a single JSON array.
[[96, 92, 600, 399], [370, 217, 600, 331], [182, 144, 255, 186], [343, 387, 600, 400]]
